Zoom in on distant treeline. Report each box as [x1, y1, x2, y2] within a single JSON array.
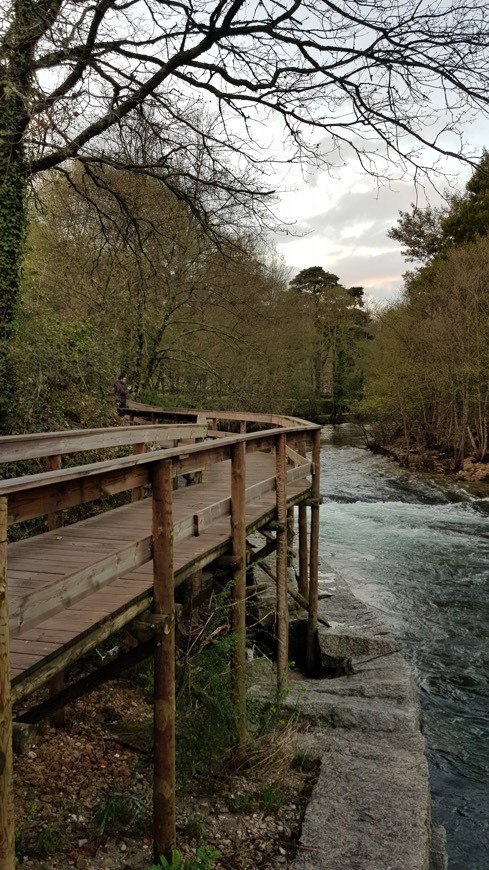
[[361, 153, 489, 470], [8, 165, 370, 434]]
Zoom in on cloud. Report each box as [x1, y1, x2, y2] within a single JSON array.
[[274, 176, 423, 302]]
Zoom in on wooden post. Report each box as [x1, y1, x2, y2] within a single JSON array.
[[194, 436, 204, 484], [239, 421, 246, 434], [152, 460, 176, 864], [286, 506, 294, 567], [275, 433, 288, 693], [298, 504, 309, 599], [190, 570, 203, 628], [46, 454, 62, 530], [172, 441, 180, 491], [0, 497, 15, 869], [231, 441, 247, 759], [131, 443, 145, 502], [306, 429, 321, 674], [49, 671, 66, 728], [297, 438, 309, 599]]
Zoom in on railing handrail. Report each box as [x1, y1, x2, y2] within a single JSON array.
[[0, 422, 207, 464], [126, 401, 313, 430], [1, 431, 318, 529], [0, 424, 314, 494], [0, 405, 320, 527]]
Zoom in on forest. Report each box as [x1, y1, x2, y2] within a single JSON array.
[[6, 163, 370, 434], [4, 0, 489, 452], [7, 151, 489, 484], [363, 153, 489, 473]]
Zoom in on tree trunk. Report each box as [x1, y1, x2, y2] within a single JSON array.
[[0, 5, 34, 431]]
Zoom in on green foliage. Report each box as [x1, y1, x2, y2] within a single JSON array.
[[258, 783, 286, 813], [14, 801, 64, 860], [376, 154, 489, 465], [227, 792, 256, 814], [176, 627, 237, 780], [94, 792, 148, 837], [0, 150, 28, 427], [35, 822, 64, 857], [388, 203, 446, 263], [226, 782, 285, 814], [12, 169, 320, 422], [15, 800, 37, 862], [389, 152, 489, 269], [442, 151, 489, 248], [0, 153, 27, 336], [183, 814, 208, 846], [290, 750, 316, 772], [131, 657, 155, 701], [364, 235, 489, 466], [288, 266, 369, 412], [290, 267, 340, 295], [8, 302, 114, 432], [151, 845, 221, 870]]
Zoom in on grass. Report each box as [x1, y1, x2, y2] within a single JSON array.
[[290, 750, 317, 772], [151, 845, 221, 869], [258, 783, 286, 813], [94, 791, 148, 837]]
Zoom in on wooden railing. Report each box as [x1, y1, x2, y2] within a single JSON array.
[[2, 426, 311, 523], [0, 422, 208, 464], [0, 421, 208, 530], [0, 406, 322, 866]]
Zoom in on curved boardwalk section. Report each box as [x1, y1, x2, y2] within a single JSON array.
[[0, 407, 321, 865]]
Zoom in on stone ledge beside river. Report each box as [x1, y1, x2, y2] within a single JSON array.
[[249, 569, 447, 870]]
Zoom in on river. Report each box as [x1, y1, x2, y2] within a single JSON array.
[[317, 424, 489, 870]]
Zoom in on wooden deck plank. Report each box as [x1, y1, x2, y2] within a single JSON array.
[[16, 627, 86, 643], [8, 570, 63, 583], [7, 450, 312, 698], [10, 639, 61, 655]]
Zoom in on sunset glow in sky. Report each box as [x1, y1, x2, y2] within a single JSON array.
[[273, 127, 488, 305]]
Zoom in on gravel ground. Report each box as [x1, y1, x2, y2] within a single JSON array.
[[13, 671, 318, 869]]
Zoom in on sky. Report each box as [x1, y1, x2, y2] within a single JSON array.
[[273, 135, 486, 307]]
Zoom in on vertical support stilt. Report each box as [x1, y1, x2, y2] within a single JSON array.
[[152, 460, 176, 864], [231, 441, 247, 760], [0, 496, 15, 869], [298, 503, 309, 599], [286, 506, 294, 567], [306, 429, 321, 674], [190, 570, 203, 628], [131, 443, 145, 501], [275, 433, 288, 693], [46, 455, 62, 530], [49, 670, 66, 728], [297, 439, 309, 599]]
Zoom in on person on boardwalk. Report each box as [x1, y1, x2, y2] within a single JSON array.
[[113, 374, 131, 416]]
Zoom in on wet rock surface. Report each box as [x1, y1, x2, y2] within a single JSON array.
[[295, 574, 436, 869], [250, 571, 439, 870]]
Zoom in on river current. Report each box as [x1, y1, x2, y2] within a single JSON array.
[[317, 425, 489, 870]]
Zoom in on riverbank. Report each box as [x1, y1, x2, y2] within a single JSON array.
[[367, 438, 489, 482], [318, 424, 489, 868], [250, 568, 447, 870]]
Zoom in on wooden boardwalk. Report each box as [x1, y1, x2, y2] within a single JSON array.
[[8, 451, 311, 702], [0, 406, 322, 865], [0, 411, 320, 708]]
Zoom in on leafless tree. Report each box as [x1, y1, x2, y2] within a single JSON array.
[[3, 0, 489, 348]]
